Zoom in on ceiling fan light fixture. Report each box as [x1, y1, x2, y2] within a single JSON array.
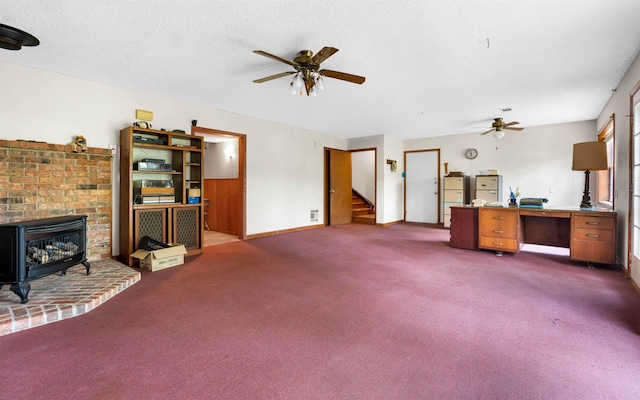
[[294, 73, 305, 90], [252, 47, 365, 97], [492, 130, 505, 139], [315, 74, 324, 91], [0, 24, 39, 51], [289, 82, 299, 95]]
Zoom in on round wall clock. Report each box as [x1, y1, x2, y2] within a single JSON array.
[[465, 148, 478, 160]]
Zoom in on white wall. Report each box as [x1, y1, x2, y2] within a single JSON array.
[[348, 134, 404, 224], [351, 150, 375, 205], [597, 51, 640, 278], [203, 139, 239, 179], [3, 57, 635, 271], [0, 61, 346, 255], [404, 120, 596, 214]]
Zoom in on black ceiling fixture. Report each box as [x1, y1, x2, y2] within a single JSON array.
[[0, 24, 39, 50]]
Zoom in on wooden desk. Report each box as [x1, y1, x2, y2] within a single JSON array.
[[450, 206, 617, 265], [449, 206, 478, 250]]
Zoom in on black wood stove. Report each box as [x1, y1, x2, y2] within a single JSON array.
[[0, 215, 91, 303]]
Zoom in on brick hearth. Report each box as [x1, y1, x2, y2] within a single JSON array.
[[0, 259, 140, 336]]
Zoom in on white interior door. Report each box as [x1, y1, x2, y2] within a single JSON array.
[[405, 150, 439, 223]]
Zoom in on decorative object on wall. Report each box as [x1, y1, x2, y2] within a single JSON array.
[[0, 24, 39, 50], [465, 148, 478, 159], [386, 159, 397, 172], [71, 135, 87, 153], [252, 47, 366, 97], [135, 109, 153, 121], [133, 121, 152, 129], [572, 141, 608, 209]]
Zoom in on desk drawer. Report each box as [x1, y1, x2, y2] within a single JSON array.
[[476, 176, 500, 189], [480, 225, 517, 239], [479, 209, 518, 239], [444, 176, 466, 190], [572, 228, 614, 243], [571, 239, 615, 264], [519, 210, 571, 218], [444, 190, 466, 202], [475, 190, 500, 203], [571, 213, 616, 264], [573, 214, 615, 230], [479, 236, 519, 252]]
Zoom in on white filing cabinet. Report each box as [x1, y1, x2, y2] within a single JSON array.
[[475, 175, 503, 204], [443, 175, 470, 227]]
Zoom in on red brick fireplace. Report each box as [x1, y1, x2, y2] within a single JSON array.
[[0, 139, 113, 261]]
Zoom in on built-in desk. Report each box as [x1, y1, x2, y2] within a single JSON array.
[[450, 206, 616, 265]]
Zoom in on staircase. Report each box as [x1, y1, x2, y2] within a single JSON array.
[[352, 190, 375, 225]]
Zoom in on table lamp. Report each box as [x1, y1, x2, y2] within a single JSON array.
[[572, 141, 608, 209]]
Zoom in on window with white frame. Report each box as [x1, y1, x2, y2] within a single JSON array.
[[597, 115, 614, 208]]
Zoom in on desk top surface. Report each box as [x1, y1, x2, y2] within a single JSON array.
[[452, 205, 615, 215]]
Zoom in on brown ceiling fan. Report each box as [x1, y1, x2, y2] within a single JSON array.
[[480, 117, 524, 137], [252, 47, 365, 96]]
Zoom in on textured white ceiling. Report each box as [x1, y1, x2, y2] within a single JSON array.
[[2, 0, 640, 140]]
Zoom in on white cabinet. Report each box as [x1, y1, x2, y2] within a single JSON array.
[[443, 175, 470, 227], [475, 175, 503, 204]]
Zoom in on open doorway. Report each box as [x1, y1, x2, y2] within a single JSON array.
[[351, 148, 376, 225], [192, 126, 246, 246], [324, 147, 377, 226]]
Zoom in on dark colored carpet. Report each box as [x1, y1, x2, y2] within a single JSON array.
[[2, 223, 639, 399]]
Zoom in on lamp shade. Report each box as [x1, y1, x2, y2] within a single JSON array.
[[572, 141, 608, 171]]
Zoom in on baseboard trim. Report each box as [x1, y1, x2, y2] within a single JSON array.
[[629, 275, 640, 295], [377, 220, 402, 227], [247, 220, 407, 238], [247, 223, 324, 239]]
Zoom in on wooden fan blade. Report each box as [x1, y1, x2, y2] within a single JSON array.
[[305, 79, 313, 96], [311, 47, 339, 65], [503, 121, 520, 127], [320, 69, 366, 84], [253, 71, 296, 83], [480, 129, 495, 135], [253, 50, 298, 68], [504, 126, 524, 131]]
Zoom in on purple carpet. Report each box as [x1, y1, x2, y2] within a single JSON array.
[[1, 223, 639, 399]]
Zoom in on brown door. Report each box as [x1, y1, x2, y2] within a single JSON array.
[[327, 149, 352, 225]]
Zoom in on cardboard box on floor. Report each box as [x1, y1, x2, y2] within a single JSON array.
[[130, 244, 187, 271]]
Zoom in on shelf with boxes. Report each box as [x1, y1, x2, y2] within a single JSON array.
[[119, 126, 204, 267]]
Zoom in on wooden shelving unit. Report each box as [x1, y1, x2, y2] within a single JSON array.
[[119, 126, 204, 267]]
